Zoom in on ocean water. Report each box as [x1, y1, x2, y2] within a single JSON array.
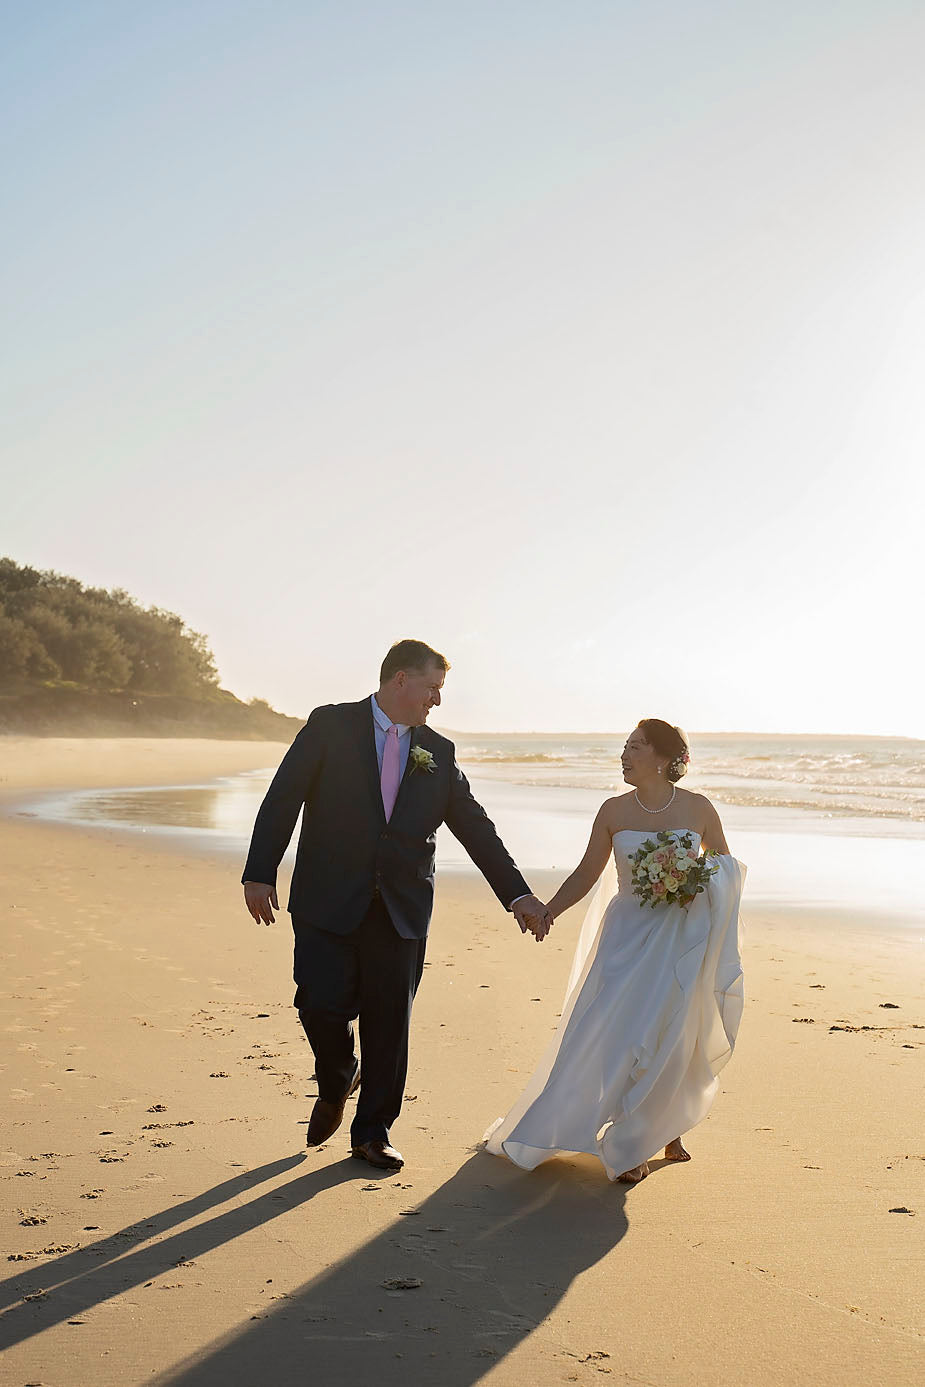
[[38, 733, 925, 835], [448, 732, 925, 824]]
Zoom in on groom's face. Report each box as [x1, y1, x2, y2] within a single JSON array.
[[391, 662, 445, 727]]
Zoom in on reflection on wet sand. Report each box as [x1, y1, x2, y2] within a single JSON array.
[[52, 773, 274, 840]]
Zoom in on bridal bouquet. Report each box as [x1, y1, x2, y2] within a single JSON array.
[[630, 831, 718, 910]]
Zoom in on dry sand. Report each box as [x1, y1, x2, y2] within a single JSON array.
[[1, 739, 922, 1385]]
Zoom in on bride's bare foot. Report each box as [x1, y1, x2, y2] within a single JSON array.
[[664, 1138, 691, 1162], [617, 1162, 649, 1184]]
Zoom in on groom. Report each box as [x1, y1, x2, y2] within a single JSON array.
[[242, 639, 552, 1172]]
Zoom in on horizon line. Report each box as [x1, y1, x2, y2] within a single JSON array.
[[423, 725, 925, 742]]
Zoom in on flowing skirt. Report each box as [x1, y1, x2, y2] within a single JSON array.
[[484, 856, 745, 1180]]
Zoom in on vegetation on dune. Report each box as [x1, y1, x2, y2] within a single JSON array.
[[0, 558, 300, 737], [0, 557, 218, 694]]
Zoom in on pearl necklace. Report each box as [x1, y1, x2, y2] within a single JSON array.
[[634, 785, 676, 814]]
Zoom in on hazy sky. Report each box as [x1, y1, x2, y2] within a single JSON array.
[[3, 2, 923, 735]]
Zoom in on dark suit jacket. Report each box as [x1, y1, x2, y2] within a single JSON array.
[[241, 697, 530, 940]]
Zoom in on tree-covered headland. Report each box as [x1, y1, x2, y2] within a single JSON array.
[[0, 558, 301, 737]]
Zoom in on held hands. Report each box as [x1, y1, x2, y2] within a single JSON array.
[[246, 881, 555, 939], [244, 881, 278, 926], [512, 894, 554, 943]]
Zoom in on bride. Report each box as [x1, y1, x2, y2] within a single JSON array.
[[484, 718, 745, 1185]]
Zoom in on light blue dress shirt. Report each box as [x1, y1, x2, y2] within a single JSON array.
[[371, 694, 412, 777]]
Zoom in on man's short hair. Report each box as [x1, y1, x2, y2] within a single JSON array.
[[380, 639, 450, 684]]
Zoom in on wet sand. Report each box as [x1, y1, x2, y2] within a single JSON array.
[[1, 739, 922, 1385]]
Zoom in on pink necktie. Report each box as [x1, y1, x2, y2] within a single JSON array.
[[381, 724, 401, 821]]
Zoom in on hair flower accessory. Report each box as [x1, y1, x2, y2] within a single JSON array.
[[410, 745, 437, 774]]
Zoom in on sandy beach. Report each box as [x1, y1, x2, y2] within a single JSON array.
[[1, 739, 922, 1385]]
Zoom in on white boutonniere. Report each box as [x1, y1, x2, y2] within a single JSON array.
[[410, 745, 437, 774]]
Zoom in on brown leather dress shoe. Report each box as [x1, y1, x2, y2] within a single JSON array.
[[306, 1069, 360, 1147], [350, 1139, 404, 1171]]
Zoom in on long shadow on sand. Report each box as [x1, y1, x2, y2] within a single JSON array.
[[0, 1153, 315, 1341], [2, 1148, 631, 1384], [154, 1149, 630, 1385]]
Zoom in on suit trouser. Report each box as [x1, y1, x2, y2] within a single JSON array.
[[292, 896, 427, 1145]]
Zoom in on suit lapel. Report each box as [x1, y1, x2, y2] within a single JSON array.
[[399, 726, 420, 788], [356, 698, 386, 823], [392, 726, 424, 817]]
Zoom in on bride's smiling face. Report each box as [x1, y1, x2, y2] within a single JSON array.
[[621, 730, 664, 785]]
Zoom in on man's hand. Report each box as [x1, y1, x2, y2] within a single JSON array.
[[512, 894, 553, 943], [244, 881, 279, 926]]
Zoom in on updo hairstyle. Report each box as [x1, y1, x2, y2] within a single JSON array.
[[636, 719, 690, 783]]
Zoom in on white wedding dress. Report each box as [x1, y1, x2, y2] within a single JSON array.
[[484, 830, 745, 1180]]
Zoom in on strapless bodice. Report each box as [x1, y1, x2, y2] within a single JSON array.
[[612, 828, 703, 894]]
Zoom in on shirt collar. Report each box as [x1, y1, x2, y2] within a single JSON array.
[[371, 693, 409, 735]]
